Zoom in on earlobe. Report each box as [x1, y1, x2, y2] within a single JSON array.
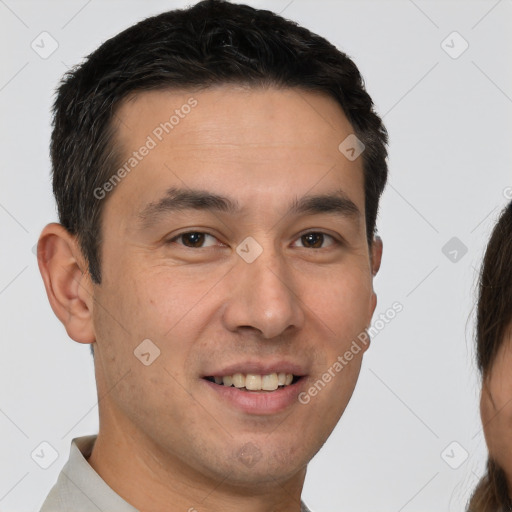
[[37, 223, 96, 344]]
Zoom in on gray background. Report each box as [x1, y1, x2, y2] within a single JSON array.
[[1, 0, 511, 510]]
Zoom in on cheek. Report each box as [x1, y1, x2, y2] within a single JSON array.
[[480, 389, 495, 449], [92, 269, 197, 383], [481, 376, 512, 470], [298, 349, 363, 448], [310, 272, 373, 341], [298, 274, 371, 416], [92, 275, 208, 431], [115, 268, 209, 336]]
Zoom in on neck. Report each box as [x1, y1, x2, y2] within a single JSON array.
[[87, 405, 306, 512]]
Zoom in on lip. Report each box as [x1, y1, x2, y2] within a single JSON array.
[[203, 360, 307, 378], [202, 376, 308, 415]]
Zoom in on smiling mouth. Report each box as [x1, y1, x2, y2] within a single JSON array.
[[204, 373, 302, 392]]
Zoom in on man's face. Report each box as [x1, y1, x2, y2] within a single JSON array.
[[90, 86, 380, 487]]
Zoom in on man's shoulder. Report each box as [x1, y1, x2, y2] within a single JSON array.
[[39, 470, 91, 512], [38, 435, 138, 512], [38, 435, 314, 512], [301, 500, 313, 512]]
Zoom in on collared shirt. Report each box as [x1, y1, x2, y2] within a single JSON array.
[[39, 435, 312, 512]]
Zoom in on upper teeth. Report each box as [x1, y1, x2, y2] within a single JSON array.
[[213, 373, 294, 391]]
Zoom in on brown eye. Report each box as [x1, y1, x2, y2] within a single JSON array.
[[181, 232, 206, 247], [302, 232, 324, 248], [295, 232, 337, 249], [169, 232, 219, 248]]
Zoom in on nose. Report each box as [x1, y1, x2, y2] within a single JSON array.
[[221, 246, 305, 339]]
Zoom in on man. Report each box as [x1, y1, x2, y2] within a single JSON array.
[[37, 0, 388, 510]]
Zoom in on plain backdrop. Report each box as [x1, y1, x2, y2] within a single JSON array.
[[1, 1, 511, 511]]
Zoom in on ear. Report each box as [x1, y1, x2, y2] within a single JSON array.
[[370, 235, 383, 277], [37, 223, 96, 344], [368, 235, 383, 317]]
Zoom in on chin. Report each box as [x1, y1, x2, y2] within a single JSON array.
[[181, 440, 306, 488], [213, 462, 305, 489], [231, 444, 309, 484]]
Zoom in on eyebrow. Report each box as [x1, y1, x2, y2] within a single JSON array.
[[137, 186, 361, 228]]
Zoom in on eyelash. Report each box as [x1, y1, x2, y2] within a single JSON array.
[[167, 231, 341, 250]]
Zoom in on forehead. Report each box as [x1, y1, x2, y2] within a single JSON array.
[[114, 85, 357, 159], [107, 86, 365, 222]]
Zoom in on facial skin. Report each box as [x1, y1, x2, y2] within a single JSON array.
[[481, 324, 512, 492], [38, 86, 382, 512]]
